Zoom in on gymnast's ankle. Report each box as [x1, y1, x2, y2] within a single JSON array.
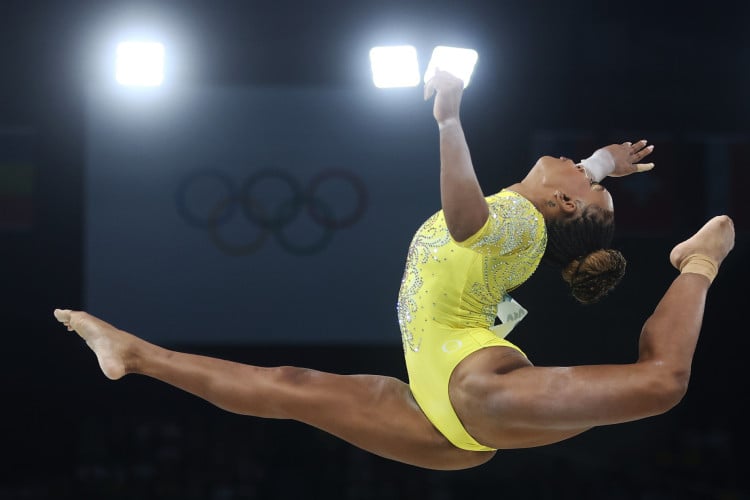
[[679, 254, 717, 284]]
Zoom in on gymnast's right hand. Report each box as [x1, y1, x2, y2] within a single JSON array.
[[424, 69, 464, 126]]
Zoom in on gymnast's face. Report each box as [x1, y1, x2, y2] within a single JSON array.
[[527, 155, 614, 214]]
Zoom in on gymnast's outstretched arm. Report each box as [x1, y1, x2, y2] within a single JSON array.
[[424, 69, 489, 242]]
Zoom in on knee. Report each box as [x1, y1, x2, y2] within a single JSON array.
[[251, 366, 317, 418], [641, 362, 691, 414], [275, 365, 314, 385], [268, 366, 360, 419]]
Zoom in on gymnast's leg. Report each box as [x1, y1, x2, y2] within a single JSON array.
[[53, 309, 494, 470], [450, 215, 735, 449]]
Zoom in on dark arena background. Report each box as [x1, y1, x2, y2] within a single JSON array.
[[2, 1, 749, 499]]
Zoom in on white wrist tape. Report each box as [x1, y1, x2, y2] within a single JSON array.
[[579, 149, 615, 182]]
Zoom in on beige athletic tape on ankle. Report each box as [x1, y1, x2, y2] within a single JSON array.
[[679, 254, 717, 284]]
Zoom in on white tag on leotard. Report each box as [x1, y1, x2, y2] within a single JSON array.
[[489, 294, 528, 339]]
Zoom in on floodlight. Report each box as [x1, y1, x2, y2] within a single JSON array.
[[116, 41, 164, 87], [423, 46, 478, 88], [369, 45, 420, 88]]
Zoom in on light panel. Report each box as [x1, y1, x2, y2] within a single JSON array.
[[423, 46, 478, 88], [116, 41, 165, 87], [369, 45, 420, 88]]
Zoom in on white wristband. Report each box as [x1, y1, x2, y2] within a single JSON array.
[[579, 149, 615, 182]]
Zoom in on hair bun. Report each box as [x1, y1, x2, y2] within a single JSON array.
[[562, 249, 626, 304]]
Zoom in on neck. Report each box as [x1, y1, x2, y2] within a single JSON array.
[[505, 182, 549, 218]]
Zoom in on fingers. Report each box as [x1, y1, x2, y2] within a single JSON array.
[[632, 140, 654, 170], [423, 78, 436, 101], [636, 162, 654, 172], [423, 68, 463, 100], [54, 308, 76, 331], [632, 139, 654, 155], [623, 140, 655, 174], [54, 308, 71, 323], [627, 139, 652, 153], [635, 163, 654, 173], [424, 67, 442, 101]]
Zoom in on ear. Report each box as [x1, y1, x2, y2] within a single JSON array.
[[554, 191, 578, 215]]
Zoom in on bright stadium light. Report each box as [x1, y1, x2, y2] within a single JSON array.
[[423, 46, 479, 88], [115, 41, 164, 86], [369, 45, 420, 88]]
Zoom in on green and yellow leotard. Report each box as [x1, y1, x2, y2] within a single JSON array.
[[397, 189, 547, 451]]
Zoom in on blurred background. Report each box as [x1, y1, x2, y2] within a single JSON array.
[[1, 0, 749, 498]]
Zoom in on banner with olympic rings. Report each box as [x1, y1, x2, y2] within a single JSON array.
[[84, 86, 439, 344], [175, 167, 368, 257]]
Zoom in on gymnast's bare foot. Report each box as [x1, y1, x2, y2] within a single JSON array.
[[54, 309, 137, 380], [669, 215, 735, 271]]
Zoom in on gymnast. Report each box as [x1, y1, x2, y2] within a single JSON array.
[[54, 69, 735, 470]]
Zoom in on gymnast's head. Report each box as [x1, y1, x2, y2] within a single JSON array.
[[516, 155, 626, 304]]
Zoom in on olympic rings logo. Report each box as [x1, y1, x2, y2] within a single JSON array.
[[176, 168, 368, 256]]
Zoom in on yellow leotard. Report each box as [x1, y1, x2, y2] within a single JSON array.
[[397, 189, 547, 451]]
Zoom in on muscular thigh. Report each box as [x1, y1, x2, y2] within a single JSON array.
[[450, 348, 660, 448], [277, 368, 495, 470]]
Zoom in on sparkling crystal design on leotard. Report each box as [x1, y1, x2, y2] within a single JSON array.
[[397, 212, 451, 352], [397, 190, 546, 353], [465, 197, 547, 326]]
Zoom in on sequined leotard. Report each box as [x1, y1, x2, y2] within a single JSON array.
[[397, 189, 547, 451]]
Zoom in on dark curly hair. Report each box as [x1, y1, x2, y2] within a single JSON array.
[[542, 205, 626, 304]]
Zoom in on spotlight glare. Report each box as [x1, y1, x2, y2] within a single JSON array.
[[369, 45, 420, 88], [424, 46, 479, 88], [116, 41, 164, 87]]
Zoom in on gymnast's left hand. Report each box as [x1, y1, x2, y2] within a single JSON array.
[[603, 140, 655, 177], [424, 69, 464, 126]]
